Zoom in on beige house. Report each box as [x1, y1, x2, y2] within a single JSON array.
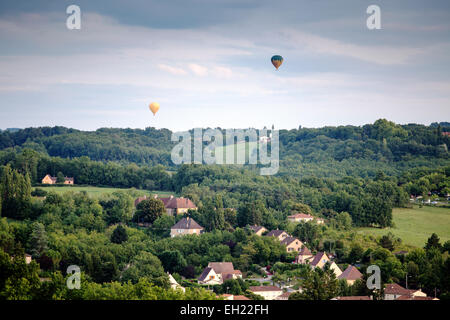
[[170, 217, 203, 237], [248, 225, 267, 236], [198, 262, 242, 285], [288, 213, 324, 224], [280, 237, 304, 253], [249, 286, 283, 300], [287, 213, 314, 223], [338, 265, 363, 285], [265, 230, 289, 241], [295, 246, 313, 264], [168, 273, 185, 292], [134, 195, 198, 216], [42, 174, 74, 185], [309, 252, 342, 277], [384, 283, 428, 300], [160, 196, 198, 216]]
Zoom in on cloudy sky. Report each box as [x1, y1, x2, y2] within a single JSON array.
[[0, 0, 449, 131]]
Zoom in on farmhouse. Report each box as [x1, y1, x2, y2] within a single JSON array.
[[287, 213, 324, 224], [287, 213, 314, 223], [162, 196, 197, 216], [280, 236, 304, 253], [134, 195, 198, 216], [170, 217, 203, 237], [198, 262, 242, 285], [248, 225, 267, 236], [42, 174, 74, 185], [338, 265, 363, 285], [248, 286, 283, 300]]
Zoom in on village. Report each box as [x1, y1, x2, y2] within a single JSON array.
[[130, 194, 439, 301]]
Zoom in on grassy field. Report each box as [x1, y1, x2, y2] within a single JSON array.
[[33, 185, 175, 199], [356, 205, 450, 247], [214, 141, 258, 164]]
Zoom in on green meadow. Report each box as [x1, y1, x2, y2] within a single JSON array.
[[33, 185, 175, 199], [356, 205, 450, 247]]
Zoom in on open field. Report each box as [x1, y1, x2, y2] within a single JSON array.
[[356, 205, 450, 247], [33, 185, 175, 199], [214, 141, 259, 163]]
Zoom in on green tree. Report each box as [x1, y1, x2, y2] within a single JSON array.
[[56, 172, 65, 184], [133, 198, 166, 224], [29, 222, 48, 258], [289, 267, 339, 300], [110, 225, 128, 244]]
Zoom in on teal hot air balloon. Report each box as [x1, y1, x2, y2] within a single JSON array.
[[271, 55, 283, 70]]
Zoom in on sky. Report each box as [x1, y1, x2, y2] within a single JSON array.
[[0, 0, 449, 131]]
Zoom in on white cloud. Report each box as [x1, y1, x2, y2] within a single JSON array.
[[188, 63, 209, 76], [157, 64, 187, 75]]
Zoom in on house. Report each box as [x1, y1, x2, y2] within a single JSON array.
[[248, 225, 267, 236], [198, 262, 242, 285], [287, 213, 314, 223], [248, 286, 283, 300], [220, 294, 250, 300], [134, 195, 149, 207], [170, 217, 204, 237], [309, 252, 342, 277], [395, 295, 439, 300], [265, 230, 289, 241], [41, 174, 74, 185], [168, 273, 185, 292], [280, 236, 304, 253], [25, 253, 32, 264], [331, 296, 372, 300], [384, 283, 427, 300], [159, 195, 198, 216], [134, 195, 198, 216], [338, 265, 363, 285], [295, 246, 313, 264], [315, 218, 325, 224]]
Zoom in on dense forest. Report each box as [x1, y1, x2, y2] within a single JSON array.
[[0, 119, 448, 177]]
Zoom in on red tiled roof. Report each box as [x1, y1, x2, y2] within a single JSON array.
[[384, 283, 411, 295], [288, 213, 314, 219], [249, 286, 282, 292], [233, 295, 251, 300], [338, 265, 363, 281], [396, 295, 436, 300]]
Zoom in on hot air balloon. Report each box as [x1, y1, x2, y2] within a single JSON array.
[[149, 102, 160, 116], [271, 55, 283, 70]]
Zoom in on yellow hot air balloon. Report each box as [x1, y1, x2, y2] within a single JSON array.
[[149, 102, 160, 116]]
